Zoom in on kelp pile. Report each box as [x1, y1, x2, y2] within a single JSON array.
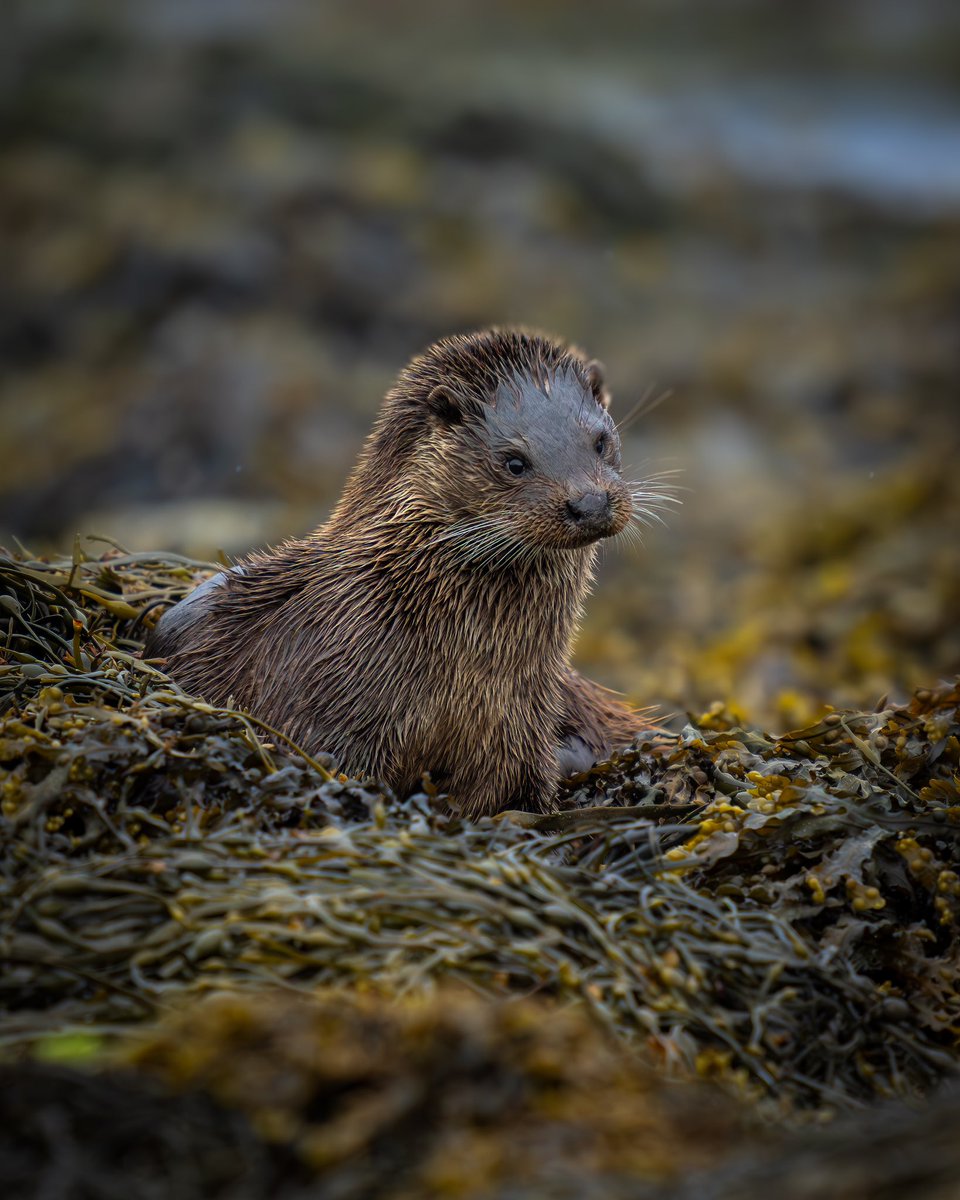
[[7, 994, 960, 1200], [2, 543, 958, 1127], [0, 990, 747, 1200], [128, 990, 742, 1195]]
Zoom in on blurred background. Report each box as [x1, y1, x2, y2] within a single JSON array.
[[1, 0, 958, 727]]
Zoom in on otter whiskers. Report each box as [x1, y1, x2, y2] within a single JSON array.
[[615, 385, 673, 434], [430, 516, 534, 570], [623, 471, 683, 541]]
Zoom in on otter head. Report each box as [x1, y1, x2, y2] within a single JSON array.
[[372, 329, 632, 564]]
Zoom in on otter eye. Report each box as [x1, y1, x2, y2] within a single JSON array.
[[595, 435, 606, 456], [505, 455, 529, 476]]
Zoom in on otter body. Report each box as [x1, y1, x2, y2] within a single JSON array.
[[148, 330, 655, 817]]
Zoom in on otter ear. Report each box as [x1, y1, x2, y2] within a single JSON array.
[[585, 359, 611, 409], [425, 384, 464, 426]]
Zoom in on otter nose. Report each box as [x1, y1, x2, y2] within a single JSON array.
[[566, 490, 611, 524]]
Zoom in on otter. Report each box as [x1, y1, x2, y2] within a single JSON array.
[[147, 329, 669, 817]]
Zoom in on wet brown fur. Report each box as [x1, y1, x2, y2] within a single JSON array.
[[147, 329, 655, 817]]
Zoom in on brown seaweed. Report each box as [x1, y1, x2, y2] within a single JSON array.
[[1, 545, 959, 1118]]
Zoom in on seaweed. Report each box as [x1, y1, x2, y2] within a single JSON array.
[[1, 544, 959, 1120]]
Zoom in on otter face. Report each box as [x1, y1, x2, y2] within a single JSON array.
[[368, 329, 677, 570], [472, 366, 632, 552], [417, 342, 633, 562]]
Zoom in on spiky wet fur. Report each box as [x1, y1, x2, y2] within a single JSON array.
[[148, 329, 653, 818]]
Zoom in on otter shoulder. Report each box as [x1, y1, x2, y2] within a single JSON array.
[[148, 565, 246, 654]]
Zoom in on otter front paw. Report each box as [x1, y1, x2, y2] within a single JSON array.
[[556, 734, 597, 779]]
